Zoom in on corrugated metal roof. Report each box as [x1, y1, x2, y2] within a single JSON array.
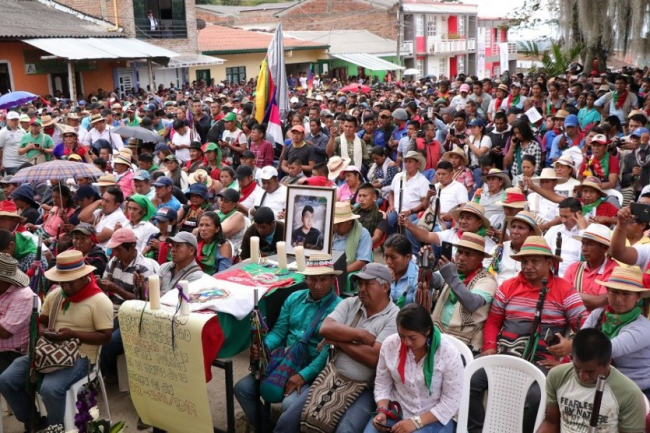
[[402, 2, 478, 14], [0, 0, 119, 39], [22, 38, 178, 61], [286, 30, 397, 56], [331, 53, 404, 71], [160, 54, 227, 69]]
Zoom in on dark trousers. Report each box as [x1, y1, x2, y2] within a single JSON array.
[[467, 367, 541, 433], [0, 350, 22, 374]]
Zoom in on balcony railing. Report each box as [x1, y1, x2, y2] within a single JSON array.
[[491, 42, 518, 55], [135, 18, 187, 40], [400, 41, 414, 56], [428, 38, 477, 54]]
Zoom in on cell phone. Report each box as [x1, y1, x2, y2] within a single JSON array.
[[44, 331, 58, 339], [33, 143, 40, 147], [456, 133, 466, 140], [441, 241, 453, 261], [544, 329, 560, 346], [631, 202, 650, 223], [427, 107, 434, 118]]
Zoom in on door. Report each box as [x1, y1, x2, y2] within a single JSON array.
[[196, 69, 211, 85], [50, 71, 82, 98], [117, 68, 134, 97], [0, 63, 11, 94]]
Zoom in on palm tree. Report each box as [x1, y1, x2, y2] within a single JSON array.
[[518, 40, 583, 76]]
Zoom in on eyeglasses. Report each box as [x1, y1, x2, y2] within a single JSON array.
[[63, 134, 76, 138]]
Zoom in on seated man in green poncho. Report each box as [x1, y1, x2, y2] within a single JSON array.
[[0, 201, 44, 274], [332, 202, 372, 273]]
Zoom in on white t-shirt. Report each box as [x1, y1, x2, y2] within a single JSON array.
[[464, 135, 492, 167], [125, 220, 160, 253], [450, 95, 470, 111], [437, 180, 469, 214], [222, 128, 247, 164], [171, 128, 193, 163], [0, 126, 27, 168], [240, 183, 262, 212], [555, 178, 580, 198], [390, 172, 429, 212], [528, 192, 560, 223], [252, 184, 287, 219], [496, 241, 522, 286], [544, 224, 582, 277], [93, 208, 129, 250]]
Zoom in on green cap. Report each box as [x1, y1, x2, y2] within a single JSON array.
[[205, 142, 219, 152], [224, 112, 237, 122]]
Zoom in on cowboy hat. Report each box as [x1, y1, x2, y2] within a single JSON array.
[[595, 267, 650, 297], [188, 169, 213, 188], [452, 232, 492, 258], [45, 250, 96, 282], [553, 110, 570, 119], [496, 187, 526, 209], [112, 155, 131, 167], [574, 176, 607, 198], [0, 201, 26, 222], [497, 84, 509, 93], [572, 223, 611, 247], [89, 113, 104, 124], [39, 115, 55, 127], [403, 150, 426, 172], [443, 146, 469, 166], [449, 202, 491, 229], [298, 253, 342, 276], [482, 168, 511, 189], [327, 156, 350, 180], [532, 167, 568, 184], [333, 202, 360, 225], [59, 125, 78, 136], [510, 236, 562, 262], [95, 174, 117, 187], [0, 253, 29, 287], [509, 211, 542, 236], [552, 154, 575, 170]]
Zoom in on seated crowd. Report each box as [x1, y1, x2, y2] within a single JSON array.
[[2, 69, 650, 433]]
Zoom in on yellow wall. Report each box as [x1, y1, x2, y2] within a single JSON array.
[[190, 49, 328, 82]]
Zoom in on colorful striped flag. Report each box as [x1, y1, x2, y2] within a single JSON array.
[[307, 63, 314, 97]]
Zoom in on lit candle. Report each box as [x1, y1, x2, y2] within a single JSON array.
[[276, 242, 287, 270], [179, 280, 190, 316], [250, 236, 260, 264], [148, 275, 161, 310], [294, 246, 306, 272]]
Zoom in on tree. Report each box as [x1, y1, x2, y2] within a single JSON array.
[[518, 40, 584, 76]]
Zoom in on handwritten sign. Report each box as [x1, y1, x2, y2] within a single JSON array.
[[118, 301, 214, 433]]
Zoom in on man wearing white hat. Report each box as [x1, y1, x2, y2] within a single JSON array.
[[0, 111, 27, 175], [525, 168, 563, 226], [552, 154, 581, 198], [82, 113, 124, 151], [563, 223, 618, 311], [250, 166, 287, 220], [332, 202, 372, 273], [386, 150, 429, 234]]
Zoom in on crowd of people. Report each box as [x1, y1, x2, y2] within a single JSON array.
[[0, 65, 650, 432]]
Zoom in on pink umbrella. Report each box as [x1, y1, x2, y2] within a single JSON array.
[[339, 84, 371, 94]]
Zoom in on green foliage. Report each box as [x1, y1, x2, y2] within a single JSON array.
[[518, 40, 584, 76]]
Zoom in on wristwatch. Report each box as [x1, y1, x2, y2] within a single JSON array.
[[412, 416, 424, 429]]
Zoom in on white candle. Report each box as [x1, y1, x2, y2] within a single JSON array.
[[277, 242, 287, 270], [148, 275, 161, 310], [250, 236, 260, 264], [294, 246, 306, 272], [179, 280, 190, 316]]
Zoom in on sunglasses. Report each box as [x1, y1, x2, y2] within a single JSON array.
[[63, 134, 76, 138]]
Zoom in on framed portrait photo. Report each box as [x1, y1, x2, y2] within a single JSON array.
[[285, 185, 336, 256]]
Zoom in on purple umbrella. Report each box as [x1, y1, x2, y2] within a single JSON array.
[[0, 91, 38, 110]]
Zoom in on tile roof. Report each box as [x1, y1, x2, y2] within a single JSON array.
[[0, 0, 120, 39], [199, 25, 328, 54]]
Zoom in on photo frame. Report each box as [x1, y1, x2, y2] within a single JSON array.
[[285, 185, 336, 256]]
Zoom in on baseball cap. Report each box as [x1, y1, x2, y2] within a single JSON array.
[[352, 263, 392, 283], [591, 134, 609, 144], [468, 118, 486, 127], [224, 112, 237, 122], [392, 108, 408, 121], [185, 183, 209, 201], [71, 223, 97, 237], [260, 166, 279, 180], [217, 188, 240, 203], [73, 186, 100, 201], [459, 84, 470, 93], [166, 232, 198, 249], [631, 127, 650, 138], [6, 112, 19, 120], [106, 228, 137, 249], [154, 206, 177, 222], [151, 176, 173, 187], [290, 125, 305, 133], [154, 143, 170, 153], [235, 165, 253, 180], [564, 114, 579, 127], [133, 170, 152, 181], [241, 150, 256, 160]]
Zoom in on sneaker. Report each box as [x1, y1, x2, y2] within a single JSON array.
[[137, 417, 151, 430]]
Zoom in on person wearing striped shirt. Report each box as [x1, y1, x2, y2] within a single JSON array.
[[467, 236, 587, 433]]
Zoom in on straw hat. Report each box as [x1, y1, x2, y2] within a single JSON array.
[[509, 211, 542, 236], [89, 113, 104, 124], [532, 167, 567, 184], [60, 125, 78, 136], [0, 253, 29, 287], [575, 176, 607, 198], [510, 236, 562, 262], [553, 110, 570, 119], [298, 253, 342, 276], [0, 201, 26, 222], [40, 115, 55, 127], [482, 168, 511, 189], [96, 174, 117, 186], [552, 154, 575, 169], [66, 113, 81, 121], [595, 267, 650, 297], [333, 202, 360, 225], [497, 84, 509, 93], [452, 232, 492, 258], [113, 155, 131, 167], [443, 146, 469, 166], [449, 202, 491, 229], [572, 223, 611, 247], [45, 250, 96, 282], [403, 150, 426, 172], [327, 156, 350, 180], [496, 187, 527, 209], [188, 169, 213, 188]]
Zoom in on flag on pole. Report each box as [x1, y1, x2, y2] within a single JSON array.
[[307, 63, 314, 97], [254, 23, 289, 145]]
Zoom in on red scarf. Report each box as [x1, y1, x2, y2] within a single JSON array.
[[614, 90, 628, 110], [61, 276, 103, 311], [239, 181, 257, 202], [494, 98, 503, 111]]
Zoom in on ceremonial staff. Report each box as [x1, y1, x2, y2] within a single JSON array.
[[554, 233, 562, 276], [587, 375, 606, 433], [397, 174, 404, 234], [522, 278, 548, 363]]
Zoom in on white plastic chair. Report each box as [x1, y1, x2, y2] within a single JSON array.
[[456, 355, 547, 433], [63, 349, 110, 431], [604, 188, 623, 208], [442, 334, 474, 367]]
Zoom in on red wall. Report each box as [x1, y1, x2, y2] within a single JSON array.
[[450, 56, 457, 77], [448, 16, 458, 36], [416, 36, 426, 54]]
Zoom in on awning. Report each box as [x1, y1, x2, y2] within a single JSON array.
[[158, 54, 226, 69], [330, 53, 404, 71], [22, 38, 178, 65]]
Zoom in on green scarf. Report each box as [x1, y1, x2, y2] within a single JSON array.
[[602, 306, 642, 339], [199, 240, 218, 275], [148, 163, 159, 173], [217, 209, 236, 222], [128, 194, 156, 222], [582, 197, 604, 217], [424, 326, 442, 393], [14, 231, 37, 260], [344, 220, 362, 265]]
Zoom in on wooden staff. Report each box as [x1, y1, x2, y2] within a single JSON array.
[[587, 375, 606, 433], [554, 232, 562, 276], [397, 174, 404, 234], [523, 278, 548, 363]]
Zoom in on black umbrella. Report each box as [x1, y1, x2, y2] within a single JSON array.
[[112, 126, 164, 143]]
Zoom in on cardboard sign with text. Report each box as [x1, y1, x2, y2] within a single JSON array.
[[118, 301, 214, 433]]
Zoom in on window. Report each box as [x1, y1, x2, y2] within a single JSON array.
[[134, 0, 188, 39], [427, 16, 437, 37], [416, 59, 424, 77], [226, 66, 246, 84], [415, 14, 424, 36], [439, 58, 446, 76], [458, 56, 465, 74], [458, 16, 465, 36]]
